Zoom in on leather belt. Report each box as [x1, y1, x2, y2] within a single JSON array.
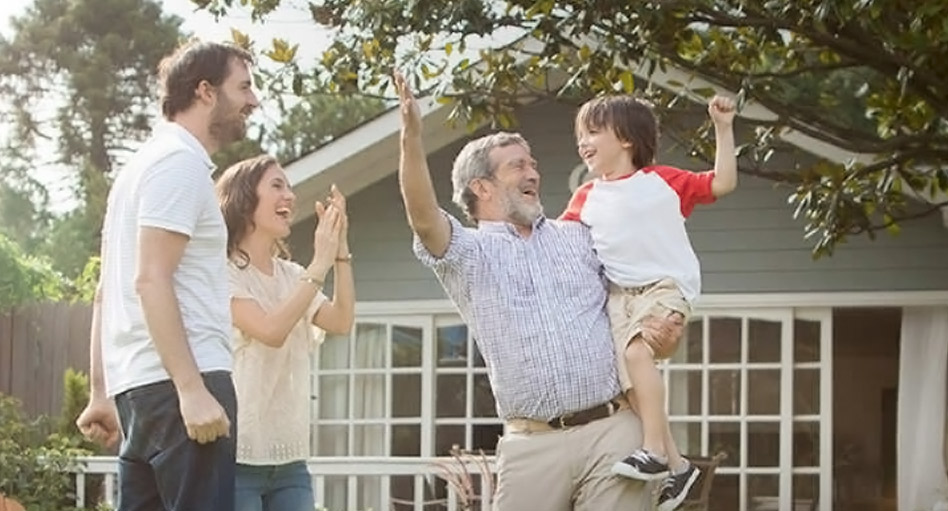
[[507, 396, 627, 433]]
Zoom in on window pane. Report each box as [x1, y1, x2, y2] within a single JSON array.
[[668, 370, 702, 416], [748, 319, 782, 363], [357, 476, 382, 511], [748, 369, 780, 415], [747, 474, 780, 509], [317, 425, 348, 456], [353, 374, 385, 419], [793, 421, 820, 468], [354, 323, 386, 369], [671, 318, 704, 364], [473, 374, 497, 417], [709, 369, 740, 415], [323, 476, 348, 511], [794, 368, 820, 415], [320, 333, 350, 369], [709, 474, 739, 511], [794, 319, 821, 363], [392, 424, 421, 456], [435, 424, 465, 455], [353, 424, 386, 456], [793, 474, 819, 510], [392, 374, 421, 418], [473, 338, 486, 367], [436, 374, 466, 418], [708, 421, 740, 467], [390, 475, 415, 510], [709, 317, 741, 363], [670, 421, 701, 457], [437, 324, 468, 367], [748, 421, 780, 466], [392, 326, 423, 367], [319, 375, 349, 419], [472, 424, 503, 454]]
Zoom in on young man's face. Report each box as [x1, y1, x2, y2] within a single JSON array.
[[576, 123, 634, 179], [208, 57, 259, 147]]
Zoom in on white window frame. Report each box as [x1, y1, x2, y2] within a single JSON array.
[[330, 290, 948, 511]]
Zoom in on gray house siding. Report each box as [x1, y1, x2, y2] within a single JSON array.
[[287, 101, 948, 301]]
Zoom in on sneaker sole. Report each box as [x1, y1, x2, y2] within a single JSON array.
[[611, 461, 670, 481], [657, 468, 701, 511]]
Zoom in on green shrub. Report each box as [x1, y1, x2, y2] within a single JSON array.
[[0, 394, 89, 510]]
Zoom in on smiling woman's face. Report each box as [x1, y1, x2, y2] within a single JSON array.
[[251, 163, 295, 240]]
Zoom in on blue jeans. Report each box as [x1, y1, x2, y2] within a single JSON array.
[[114, 371, 237, 511], [235, 461, 315, 511]]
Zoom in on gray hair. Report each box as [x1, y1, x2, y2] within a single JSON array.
[[451, 132, 530, 220]]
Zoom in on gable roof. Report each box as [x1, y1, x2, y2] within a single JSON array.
[[285, 45, 947, 227]]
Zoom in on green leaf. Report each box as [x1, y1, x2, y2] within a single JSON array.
[[619, 70, 634, 93], [292, 73, 303, 96]]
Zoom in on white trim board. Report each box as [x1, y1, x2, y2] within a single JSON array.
[[354, 291, 948, 315]]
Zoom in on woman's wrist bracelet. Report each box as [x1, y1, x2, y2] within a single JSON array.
[[300, 274, 324, 288]]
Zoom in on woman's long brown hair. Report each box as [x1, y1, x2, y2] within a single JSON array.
[[215, 154, 290, 268]]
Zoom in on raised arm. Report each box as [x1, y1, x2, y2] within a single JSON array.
[[231, 203, 342, 346], [708, 95, 738, 198], [394, 72, 451, 257], [312, 185, 355, 335]]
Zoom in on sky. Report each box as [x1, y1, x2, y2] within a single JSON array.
[[0, 0, 332, 211]]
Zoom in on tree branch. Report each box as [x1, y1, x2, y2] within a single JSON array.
[[856, 200, 948, 235]]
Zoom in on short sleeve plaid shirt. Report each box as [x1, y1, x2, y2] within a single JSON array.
[[414, 211, 620, 421]]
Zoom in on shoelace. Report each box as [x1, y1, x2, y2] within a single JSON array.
[[659, 475, 677, 494], [630, 450, 657, 465]]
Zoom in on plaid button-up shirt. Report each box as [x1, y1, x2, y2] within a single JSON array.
[[414, 211, 620, 421]]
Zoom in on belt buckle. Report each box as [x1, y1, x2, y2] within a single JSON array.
[[555, 413, 573, 429]]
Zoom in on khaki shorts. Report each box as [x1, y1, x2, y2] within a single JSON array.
[[607, 278, 691, 392]]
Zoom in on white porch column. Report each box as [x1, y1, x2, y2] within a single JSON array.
[[898, 306, 948, 511]]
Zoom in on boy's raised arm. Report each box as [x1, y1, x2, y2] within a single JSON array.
[[709, 95, 738, 198]]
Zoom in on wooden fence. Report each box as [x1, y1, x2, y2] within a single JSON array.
[[0, 303, 93, 418]]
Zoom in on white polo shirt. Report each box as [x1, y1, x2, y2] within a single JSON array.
[[560, 165, 716, 302], [100, 122, 232, 397]]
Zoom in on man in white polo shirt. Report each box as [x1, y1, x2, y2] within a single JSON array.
[[75, 40, 259, 510]]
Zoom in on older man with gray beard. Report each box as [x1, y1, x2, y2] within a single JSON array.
[[394, 74, 685, 510]]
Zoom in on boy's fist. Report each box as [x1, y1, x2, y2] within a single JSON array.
[[708, 95, 736, 126]]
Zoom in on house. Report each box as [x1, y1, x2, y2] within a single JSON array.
[[280, 72, 948, 511]]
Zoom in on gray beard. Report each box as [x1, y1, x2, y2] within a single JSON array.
[[501, 191, 543, 226]]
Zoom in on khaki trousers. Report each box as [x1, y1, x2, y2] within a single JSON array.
[[493, 409, 654, 511]]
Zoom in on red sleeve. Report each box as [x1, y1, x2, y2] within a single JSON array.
[[558, 180, 595, 222], [648, 165, 715, 218]]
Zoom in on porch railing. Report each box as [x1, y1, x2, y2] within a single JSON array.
[[73, 455, 497, 511]]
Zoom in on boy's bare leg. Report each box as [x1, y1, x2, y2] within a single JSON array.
[[664, 422, 687, 472], [624, 337, 667, 455]]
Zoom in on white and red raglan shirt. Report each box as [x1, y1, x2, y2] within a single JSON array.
[[559, 165, 716, 303]]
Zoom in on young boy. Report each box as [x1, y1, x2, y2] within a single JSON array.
[[560, 94, 737, 510]]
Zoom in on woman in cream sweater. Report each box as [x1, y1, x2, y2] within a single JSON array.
[[216, 154, 355, 511]]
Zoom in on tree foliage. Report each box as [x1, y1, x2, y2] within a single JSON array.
[[199, 0, 948, 256], [213, 93, 386, 173], [0, 233, 66, 310], [0, 0, 185, 274]]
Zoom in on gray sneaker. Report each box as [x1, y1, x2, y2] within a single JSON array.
[[657, 462, 701, 511], [611, 449, 670, 481]]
